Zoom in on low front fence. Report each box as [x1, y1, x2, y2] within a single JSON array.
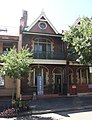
[[69, 84, 92, 95]]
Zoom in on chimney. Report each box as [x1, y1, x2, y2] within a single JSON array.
[[20, 10, 28, 33], [23, 10, 27, 27]]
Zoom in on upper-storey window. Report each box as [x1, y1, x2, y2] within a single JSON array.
[[32, 38, 66, 60], [3, 43, 13, 54], [33, 38, 53, 59]]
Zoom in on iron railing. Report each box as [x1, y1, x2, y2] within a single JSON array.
[[0, 51, 66, 60], [33, 51, 66, 60]]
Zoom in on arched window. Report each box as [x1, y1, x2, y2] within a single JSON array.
[[76, 67, 89, 84], [33, 38, 53, 59], [28, 66, 48, 86]]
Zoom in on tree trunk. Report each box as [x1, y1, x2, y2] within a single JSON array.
[[12, 78, 16, 101]]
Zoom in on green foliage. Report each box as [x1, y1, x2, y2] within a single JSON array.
[[0, 45, 33, 80], [12, 98, 27, 109], [64, 16, 92, 64]]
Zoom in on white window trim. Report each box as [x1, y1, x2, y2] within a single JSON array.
[[38, 22, 47, 30], [0, 74, 4, 86]]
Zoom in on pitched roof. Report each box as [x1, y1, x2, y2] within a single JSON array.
[[25, 11, 58, 34], [0, 26, 19, 36]]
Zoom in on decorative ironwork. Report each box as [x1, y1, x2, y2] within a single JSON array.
[[33, 51, 66, 60]]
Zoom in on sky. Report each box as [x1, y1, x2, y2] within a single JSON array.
[[0, 0, 92, 34]]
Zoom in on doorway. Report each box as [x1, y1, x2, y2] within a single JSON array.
[[54, 74, 62, 94]]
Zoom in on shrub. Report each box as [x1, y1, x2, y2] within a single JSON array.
[[12, 99, 29, 113]]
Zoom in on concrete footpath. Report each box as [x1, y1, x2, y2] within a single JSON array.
[[0, 95, 92, 115]]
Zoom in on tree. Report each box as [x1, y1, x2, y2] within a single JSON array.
[[0, 46, 33, 100], [64, 16, 92, 65]]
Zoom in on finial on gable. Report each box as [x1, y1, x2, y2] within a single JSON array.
[[41, 8, 45, 15]]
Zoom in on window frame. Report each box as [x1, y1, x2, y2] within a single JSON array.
[[77, 68, 89, 84], [38, 22, 47, 30], [33, 38, 53, 59], [0, 73, 5, 87], [28, 67, 47, 86]]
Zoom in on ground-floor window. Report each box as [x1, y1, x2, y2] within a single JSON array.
[[0, 73, 4, 87], [76, 67, 89, 84], [35, 67, 46, 85], [69, 68, 73, 85], [28, 66, 48, 86]]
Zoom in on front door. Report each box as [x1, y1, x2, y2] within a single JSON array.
[[55, 75, 62, 94]]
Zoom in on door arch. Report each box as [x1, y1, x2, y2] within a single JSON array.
[[52, 67, 64, 94]]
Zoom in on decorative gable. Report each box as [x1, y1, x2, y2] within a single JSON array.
[[25, 11, 58, 34]]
